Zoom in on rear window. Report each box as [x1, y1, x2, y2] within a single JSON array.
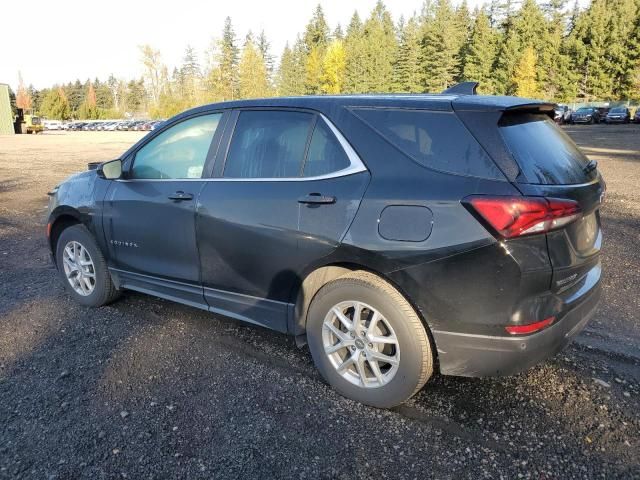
[[499, 113, 596, 185], [353, 108, 504, 179]]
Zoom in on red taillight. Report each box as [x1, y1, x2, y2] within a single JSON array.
[[465, 196, 581, 239], [505, 316, 555, 335]]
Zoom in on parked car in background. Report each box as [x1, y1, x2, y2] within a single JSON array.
[[633, 109, 640, 124], [554, 105, 571, 124], [604, 106, 631, 124], [46, 90, 604, 408], [571, 107, 601, 124], [44, 120, 63, 131]]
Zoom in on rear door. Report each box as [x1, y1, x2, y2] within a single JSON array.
[[498, 112, 605, 292], [196, 109, 369, 332]]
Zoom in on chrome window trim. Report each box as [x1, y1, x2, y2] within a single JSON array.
[[116, 113, 367, 183]]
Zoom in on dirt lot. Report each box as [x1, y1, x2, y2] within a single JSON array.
[[1, 127, 639, 479]]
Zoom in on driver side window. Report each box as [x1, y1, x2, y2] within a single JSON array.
[[131, 114, 222, 179]]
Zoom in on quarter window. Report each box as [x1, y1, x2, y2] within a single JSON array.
[[353, 108, 503, 179], [303, 120, 351, 177], [224, 111, 313, 178], [131, 114, 221, 179]]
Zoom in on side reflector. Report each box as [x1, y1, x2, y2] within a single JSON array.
[[46, 223, 52, 238], [505, 316, 556, 335]]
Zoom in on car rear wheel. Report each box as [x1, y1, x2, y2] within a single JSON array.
[[306, 271, 433, 408], [55, 224, 120, 307]]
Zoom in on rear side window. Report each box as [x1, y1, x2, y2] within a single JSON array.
[[499, 113, 596, 185], [224, 110, 313, 178], [303, 120, 350, 177], [352, 108, 504, 179]]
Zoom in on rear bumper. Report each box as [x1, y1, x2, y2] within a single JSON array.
[[433, 278, 601, 377]]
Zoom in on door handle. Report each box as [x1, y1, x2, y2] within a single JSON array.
[[168, 191, 194, 201], [298, 193, 336, 205]]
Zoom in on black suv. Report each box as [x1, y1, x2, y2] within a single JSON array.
[[47, 87, 604, 408], [604, 106, 631, 124], [571, 107, 601, 124]]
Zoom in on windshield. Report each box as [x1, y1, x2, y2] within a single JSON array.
[[610, 107, 626, 113], [499, 113, 597, 185], [576, 108, 593, 113]]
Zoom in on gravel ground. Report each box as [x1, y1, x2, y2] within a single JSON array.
[[0, 127, 639, 479]]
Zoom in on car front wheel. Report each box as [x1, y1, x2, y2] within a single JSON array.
[[55, 224, 120, 307], [307, 271, 434, 408]]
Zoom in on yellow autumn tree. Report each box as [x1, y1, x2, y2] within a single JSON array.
[[321, 40, 346, 94], [305, 46, 323, 94], [513, 47, 539, 98], [238, 38, 271, 99]]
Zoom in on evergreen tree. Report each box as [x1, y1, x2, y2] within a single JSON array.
[[462, 9, 499, 93], [257, 30, 275, 78], [304, 4, 330, 52], [207, 17, 240, 101], [344, 12, 368, 93], [422, 0, 460, 92], [566, 0, 613, 101], [180, 45, 201, 105], [394, 15, 423, 92], [238, 37, 270, 98], [277, 41, 306, 96], [513, 46, 539, 97], [361, 1, 397, 92], [41, 87, 71, 120], [321, 39, 346, 94], [78, 83, 99, 119]]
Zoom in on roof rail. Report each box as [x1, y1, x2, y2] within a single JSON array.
[[442, 82, 479, 95]]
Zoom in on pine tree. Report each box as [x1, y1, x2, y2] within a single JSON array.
[[394, 15, 424, 92], [493, 0, 548, 95], [513, 46, 539, 97], [257, 30, 275, 79], [361, 1, 397, 92], [321, 39, 346, 94], [238, 37, 270, 99], [207, 17, 240, 101], [41, 87, 71, 120], [344, 12, 368, 93], [565, 0, 613, 101], [606, 0, 638, 99], [78, 83, 99, 119], [620, 6, 640, 99], [462, 9, 498, 93], [453, 0, 473, 80], [304, 4, 330, 52], [277, 38, 306, 96], [422, 0, 460, 92], [181, 45, 201, 105]]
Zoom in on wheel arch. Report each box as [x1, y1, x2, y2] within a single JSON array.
[[291, 262, 438, 366], [48, 208, 83, 258]]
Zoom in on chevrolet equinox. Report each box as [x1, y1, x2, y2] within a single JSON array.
[[47, 84, 604, 408]]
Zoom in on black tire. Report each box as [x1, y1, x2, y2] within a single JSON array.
[[55, 224, 120, 307], [306, 271, 433, 408]]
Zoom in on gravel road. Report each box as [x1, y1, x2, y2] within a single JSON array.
[[0, 127, 639, 479]]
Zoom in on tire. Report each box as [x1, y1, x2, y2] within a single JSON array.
[[306, 271, 433, 408], [55, 224, 120, 307]]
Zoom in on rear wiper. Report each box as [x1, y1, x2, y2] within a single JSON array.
[[583, 159, 598, 174]]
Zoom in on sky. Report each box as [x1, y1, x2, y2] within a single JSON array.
[[0, 0, 589, 91]]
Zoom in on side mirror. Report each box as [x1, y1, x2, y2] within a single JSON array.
[[97, 159, 122, 180]]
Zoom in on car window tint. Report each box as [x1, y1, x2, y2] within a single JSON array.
[[131, 114, 221, 179], [303, 120, 351, 177], [224, 111, 313, 178], [353, 108, 503, 179], [499, 113, 596, 185]]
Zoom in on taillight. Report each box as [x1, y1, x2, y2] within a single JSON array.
[[464, 196, 581, 239], [505, 316, 555, 335]]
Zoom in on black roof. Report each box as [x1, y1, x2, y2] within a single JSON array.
[[184, 94, 554, 115]]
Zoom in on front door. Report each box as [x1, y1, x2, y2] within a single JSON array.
[[103, 113, 224, 307]]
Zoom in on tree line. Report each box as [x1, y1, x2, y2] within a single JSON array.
[[14, 0, 640, 120]]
